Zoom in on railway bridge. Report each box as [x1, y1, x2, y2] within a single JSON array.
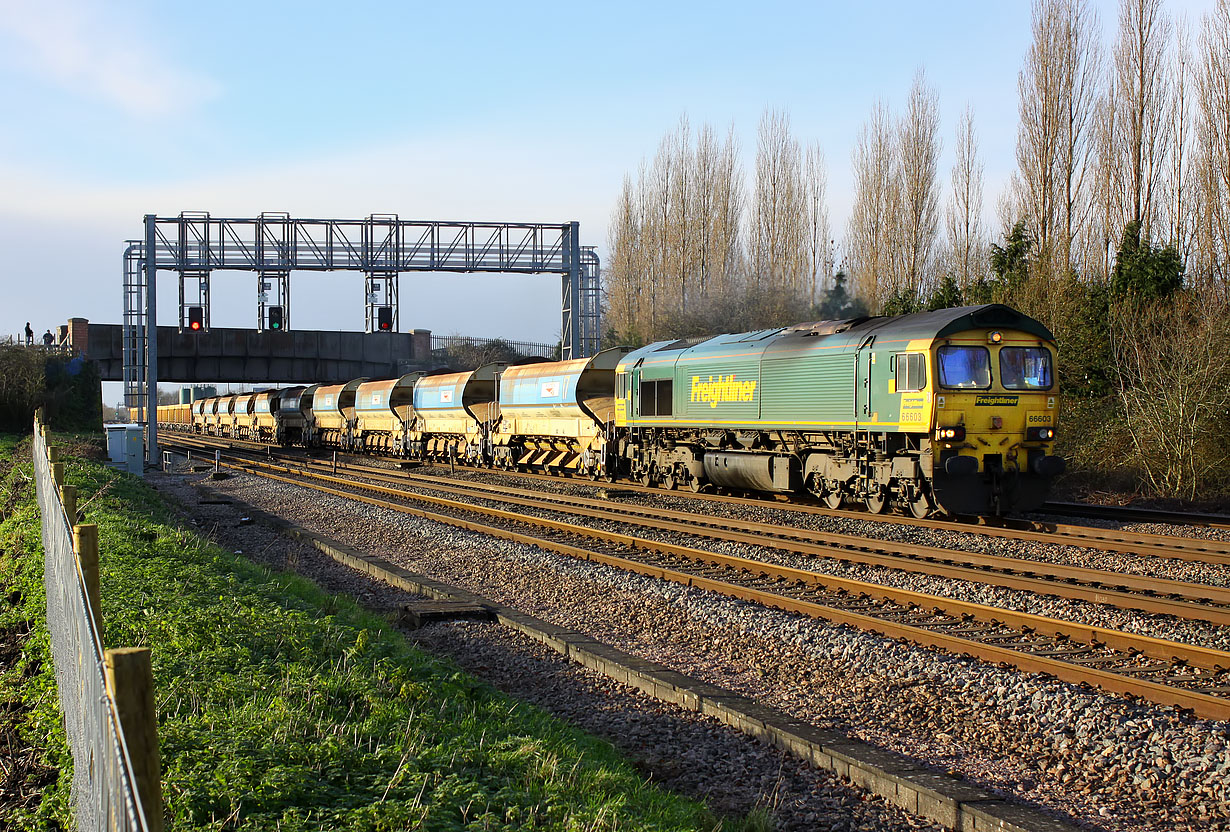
[[74, 319, 436, 384]]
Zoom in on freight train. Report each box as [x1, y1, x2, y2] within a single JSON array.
[[151, 304, 1064, 517]]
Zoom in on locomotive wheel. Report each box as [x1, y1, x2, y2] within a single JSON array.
[[640, 466, 655, 487], [822, 490, 843, 510], [908, 492, 933, 519], [688, 476, 705, 493], [864, 492, 888, 514], [662, 470, 678, 491]]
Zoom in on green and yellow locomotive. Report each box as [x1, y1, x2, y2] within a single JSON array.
[[613, 304, 1063, 516]]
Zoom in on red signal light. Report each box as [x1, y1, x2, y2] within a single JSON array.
[[190, 321, 201, 331]]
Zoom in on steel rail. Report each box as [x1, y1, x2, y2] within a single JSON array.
[[162, 431, 1230, 564], [187, 448, 1230, 719], [234, 450, 1230, 626]]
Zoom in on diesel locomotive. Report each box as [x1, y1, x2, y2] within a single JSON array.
[[152, 304, 1064, 517]]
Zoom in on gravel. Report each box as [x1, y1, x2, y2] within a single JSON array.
[[307, 467, 1230, 653], [153, 464, 1230, 831]]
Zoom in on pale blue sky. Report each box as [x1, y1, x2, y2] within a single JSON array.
[[0, 0, 1217, 379]]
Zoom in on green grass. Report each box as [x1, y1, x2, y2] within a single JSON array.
[[0, 433, 729, 831]]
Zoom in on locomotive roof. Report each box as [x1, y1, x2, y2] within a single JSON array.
[[841, 303, 1055, 342], [624, 303, 1053, 364]]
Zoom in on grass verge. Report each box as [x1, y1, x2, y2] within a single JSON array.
[[0, 433, 726, 831]]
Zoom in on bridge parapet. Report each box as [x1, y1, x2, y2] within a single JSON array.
[[80, 321, 434, 384]]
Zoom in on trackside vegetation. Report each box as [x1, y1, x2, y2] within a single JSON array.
[[0, 434, 725, 831]]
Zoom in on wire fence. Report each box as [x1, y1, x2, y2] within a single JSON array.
[[33, 424, 157, 832]]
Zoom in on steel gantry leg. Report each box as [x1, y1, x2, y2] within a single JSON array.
[[580, 247, 601, 357], [144, 215, 158, 464], [562, 221, 581, 360], [122, 241, 146, 409]]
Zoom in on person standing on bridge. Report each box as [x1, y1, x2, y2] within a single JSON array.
[[42, 330, 54, 348], [24, 322, 32, 345]]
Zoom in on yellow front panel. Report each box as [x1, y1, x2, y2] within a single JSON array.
[[931, 329, 1058, 470]]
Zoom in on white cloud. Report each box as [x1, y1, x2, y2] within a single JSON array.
[[0, 0, 220, 115]]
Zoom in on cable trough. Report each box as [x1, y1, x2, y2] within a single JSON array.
[[164, 437, 1230, 721]]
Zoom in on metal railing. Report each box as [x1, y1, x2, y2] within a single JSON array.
[[2, 337, 73, 354], [33, 420, 161, 831], [430, 335, 558, 360]]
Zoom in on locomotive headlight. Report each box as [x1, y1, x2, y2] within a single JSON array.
[[988, 331, 1003, 344], [937, 426, 966, 441], [1026, 426, 1055, 441]]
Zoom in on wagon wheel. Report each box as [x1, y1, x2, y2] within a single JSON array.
[[864, 491, 888, 514], [688, 475, 706, 493], [908, 490, 933, 519]]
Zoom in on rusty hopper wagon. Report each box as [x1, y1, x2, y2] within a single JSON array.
[[493, 347, 630, 476], [354, 374, 420, 455]]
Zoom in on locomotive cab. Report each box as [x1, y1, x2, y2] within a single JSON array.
[[926, 328, 1063, 516]]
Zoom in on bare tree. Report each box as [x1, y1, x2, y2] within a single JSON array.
[[647, 128, 679, 318], [693, 123, 745, 301], [604, 174, 643, 343], [1166, 17, 1195, 257], [1016, 0, 1102, 281], [1193, 0, 1230, 290], [1113, 292, 1230, 498], [804, 141, 833, 301], [946, 105, 987, 290], [847, 101, 900, 307], [897, 69, 942, 297], [604, 118, 747, 343], [1114, 0, 1173, 240], [751, 109, 807, 298], [1056, 0, 1101, 274], [1084, 76, 1125, 283], [1016, 0, 1065, 278]]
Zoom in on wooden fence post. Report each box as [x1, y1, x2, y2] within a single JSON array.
[[73, 524, 102, 642], [61, 485, 77, 526], [104, 648, 164, 832]]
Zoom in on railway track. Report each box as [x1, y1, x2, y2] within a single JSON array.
[[219, 447, 1230, 627], [166, 435, 1230, 625], [163, 435, 1230, 721], [165, 431, 1230, 566]]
